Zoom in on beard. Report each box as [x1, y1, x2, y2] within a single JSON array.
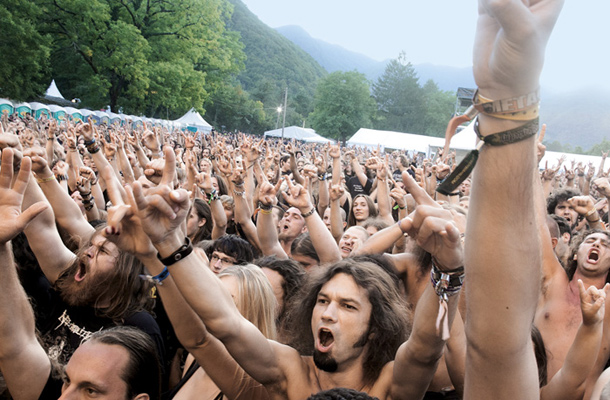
[[313, 350, 338, 373], [312, 329, 370, 373], [55, 257, 116, 307]]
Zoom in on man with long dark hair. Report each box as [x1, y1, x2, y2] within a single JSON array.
[[126, 147, 465, 399]]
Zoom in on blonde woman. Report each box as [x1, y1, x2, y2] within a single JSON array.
[[169, 264, 276, 400]]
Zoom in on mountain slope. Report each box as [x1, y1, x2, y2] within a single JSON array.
[[275, 25, 476, 92], [275, 24, 610, 150], [226, 1, 327, 118]]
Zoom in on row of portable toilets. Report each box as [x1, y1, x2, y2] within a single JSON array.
[[0, 98, 185, 129]]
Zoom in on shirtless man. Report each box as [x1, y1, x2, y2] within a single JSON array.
[[130, 148, 464, 399], [536, 228, 610, 388]]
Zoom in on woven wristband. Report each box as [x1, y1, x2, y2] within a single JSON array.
[[437, 118, 539, 196]]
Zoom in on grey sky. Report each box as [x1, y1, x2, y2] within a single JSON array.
[[241, 0, 610, 93]]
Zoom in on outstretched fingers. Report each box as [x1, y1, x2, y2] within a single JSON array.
[[402, 170, 438, 207], [101, 165, 127, 205], [0, 148, 15, 188], [160, 146, 176, 189]]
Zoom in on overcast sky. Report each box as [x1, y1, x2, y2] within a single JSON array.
[[241, 0, 610, 93]]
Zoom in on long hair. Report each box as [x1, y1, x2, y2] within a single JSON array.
[[566, 229, 610, 282], [348, 195, 378, 227], [55, 230, 154, 322], [284, 259, 411, 385], [88, 326, 161, 400], [218, 264, 277, 340], [531, 325, 548, 388], [256, 255, 306, 324], [190, 198, 213, 244], [291, 233, 320, 263]]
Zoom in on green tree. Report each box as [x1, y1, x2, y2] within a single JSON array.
[[309, 71, 376, 143], [420, 80, 456, 137], [0, 0, 51, 100], [587, 138, 610, 156], [372, 52, 424, 133], [41, 0, 244, 115], [205, 80, 267, 134]]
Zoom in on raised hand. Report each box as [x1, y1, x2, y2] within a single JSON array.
[[258, 176, 282, 207], [329, 145, 341, 160], [593, 177, 610, 198], [182, 132, 196, 150], [567, 196, 596, 217], [586, 163, 596, 180], [144, 157, 167, 185], [282, 176, 313, 212], [390, 186, 407, 209], [77, 122, 94, 142], [129, 147, 190, 246], [23, 147, 48, 174], [578, 280, 609, 327], [329, 183, 344, 202], [141, 126, 160, 153], [195, 171, 213, 194], [474, 0, 563, 100], [399, 205, 463, 271], [0, 149, 48, 243]]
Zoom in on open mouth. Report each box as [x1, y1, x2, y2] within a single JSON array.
[[74, 260, 87, 282], [588, 249, 600, 263], [318, 328, 334, 351]]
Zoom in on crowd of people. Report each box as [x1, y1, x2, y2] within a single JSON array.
[[4, 0, 610, 399]]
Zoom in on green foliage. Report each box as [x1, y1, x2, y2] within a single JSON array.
[[372, 52, 455, 136], [542, 138, 610, 156], [39, 0, 244, 115], [309, 71, 376, 143], [587, 138, 610, 156], [372, 52, 423, 132], [0, 0, 52, 100], [225, 0, 326, 130], [204, 80, 266, 134], [421, 80, 456, 137]]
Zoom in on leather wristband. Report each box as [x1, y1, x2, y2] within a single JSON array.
[[301, 207, 316, 218], [157, 237, 193, 266]]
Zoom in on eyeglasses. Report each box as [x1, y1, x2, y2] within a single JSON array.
[[210, 253, 237, 267]]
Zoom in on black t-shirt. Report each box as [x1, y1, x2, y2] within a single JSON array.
[[35, 288, 164, 368], [346, 175, 373, 198]]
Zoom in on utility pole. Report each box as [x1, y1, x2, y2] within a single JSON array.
[[281, 87, 288, 140]]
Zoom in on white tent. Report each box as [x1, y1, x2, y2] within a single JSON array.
[[174, 108, 212, 133], [45, 80, 65, 99], [348, 124, 478, 158], [264, 126, 333, 143], [348, 128, 445, 154]]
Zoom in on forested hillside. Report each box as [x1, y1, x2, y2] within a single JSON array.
[[226, 0, 327, 127]]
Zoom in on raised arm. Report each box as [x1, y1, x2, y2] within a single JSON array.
[[540, 281, 608, 400], [465, 1, 564, 398], [0, 150, 52, 400], [195, 171, 227, 239], [230, 166, 262, 252], [256, 178, 288, 259], [391, 205, 463, 399], [129, 148, 294, 388], [283, 177, 341, 264], [26, 147, 95, 241]]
